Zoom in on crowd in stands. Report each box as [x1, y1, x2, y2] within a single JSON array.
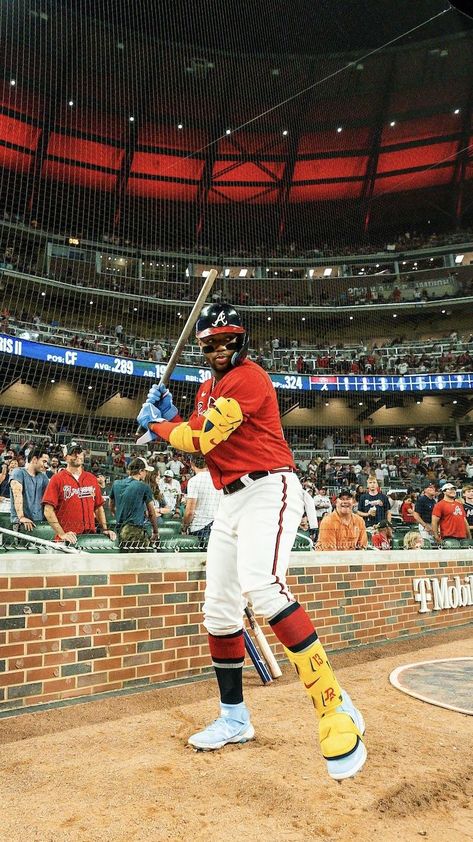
[[2, 305, 473, 379], [1, 425, 473, 553], [0, 435, 213, 552], [3, 211, 473, 260], [297, 454, 473, 550]]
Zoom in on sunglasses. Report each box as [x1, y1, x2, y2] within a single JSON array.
[[201, 337, 239, 354]]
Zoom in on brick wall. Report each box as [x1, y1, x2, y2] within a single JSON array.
[[0, 550, 472, 714]]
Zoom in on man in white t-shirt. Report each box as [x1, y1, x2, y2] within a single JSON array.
[[375, 465, 386, 485], [313, 487, 332, 521], [158, 470, 182, 512], [182, 455, 221, 542], [167, 454, 185, 477]]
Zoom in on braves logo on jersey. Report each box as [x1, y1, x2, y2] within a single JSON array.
[[211, 310, 228, 327], [197, 394, 215, 416]]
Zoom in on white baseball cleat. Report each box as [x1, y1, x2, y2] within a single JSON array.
[[322, 690, 367, 781], [188, 702, 255, 751]]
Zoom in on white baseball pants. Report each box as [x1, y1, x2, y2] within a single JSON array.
[[203, 471, 304, 634]]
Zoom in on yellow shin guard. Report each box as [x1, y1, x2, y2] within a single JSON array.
[[284, 640, 363, 763]]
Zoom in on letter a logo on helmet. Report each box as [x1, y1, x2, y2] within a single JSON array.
[[211, 310, 228, 328], [195, 302, 249, 366]]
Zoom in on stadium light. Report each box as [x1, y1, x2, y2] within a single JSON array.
[[454, 108, 460, 115], [336, 126, 343, 133], [389, 120, 396, 127], [10, 79, 16, 86]]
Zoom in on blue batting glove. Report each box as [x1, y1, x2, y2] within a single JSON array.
[[147, 383, 168, 403], [137, 401, 163, 431], [146, 383, 179, 421]]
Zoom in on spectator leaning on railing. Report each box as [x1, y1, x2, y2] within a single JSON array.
[[42, 443, 116, 544], [316, 490, 367, 551], [110, 457, 159, 550], [10, 448, 50, 532], [181, 454, 222, 542]]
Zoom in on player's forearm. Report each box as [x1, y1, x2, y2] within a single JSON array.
[[149, 418, 201, 453]]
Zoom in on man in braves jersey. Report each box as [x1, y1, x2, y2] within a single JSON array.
[[137, 303, 366, 781], [431, 483, 471, 544], [42, 443, 116, 544]]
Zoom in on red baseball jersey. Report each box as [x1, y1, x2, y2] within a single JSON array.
[[154, 359, 295, 489], [432, 498, 468, 538], [42, 469, 104, 535]]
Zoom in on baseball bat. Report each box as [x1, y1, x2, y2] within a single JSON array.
[[243, 629, 272, 684], [244, 605, 282, 679], [137, 267, 220, 445]]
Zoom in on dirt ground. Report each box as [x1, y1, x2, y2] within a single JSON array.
[[1, 627, 473, 842]]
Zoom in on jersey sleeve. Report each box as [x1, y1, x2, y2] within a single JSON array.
[[222, 366, 268, 416]]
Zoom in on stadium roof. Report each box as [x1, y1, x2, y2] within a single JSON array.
[[1, 1, 473, 246]]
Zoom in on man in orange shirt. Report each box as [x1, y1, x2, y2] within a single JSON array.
[[316, 489, 368, 551], [432, 483, 471, 544]]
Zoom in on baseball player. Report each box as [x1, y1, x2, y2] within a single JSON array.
[[137, 303, 366, 781]]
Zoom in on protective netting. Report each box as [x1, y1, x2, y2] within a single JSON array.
[[0, 1, 473, 552]]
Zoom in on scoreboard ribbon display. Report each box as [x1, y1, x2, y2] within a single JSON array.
[[0, 334, 472, 393]]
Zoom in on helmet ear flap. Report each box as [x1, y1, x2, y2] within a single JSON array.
[[230, 332, 249, 366]]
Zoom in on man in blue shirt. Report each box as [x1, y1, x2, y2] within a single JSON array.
[[413, 481, 438, 544], [110, 457, 159, 550], [357, 475, 391, 528], [10, 449, 50, 530]]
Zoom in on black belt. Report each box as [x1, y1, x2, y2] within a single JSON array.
[[222, 468, 294, 496]]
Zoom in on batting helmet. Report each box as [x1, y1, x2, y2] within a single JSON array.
[[195, 303, 248, 366]]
